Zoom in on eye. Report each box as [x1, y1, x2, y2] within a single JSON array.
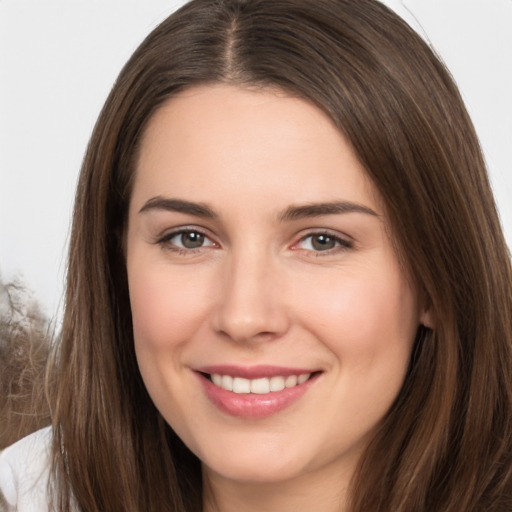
[[158, 229, 216, 251], [296, 233, 352, 252]]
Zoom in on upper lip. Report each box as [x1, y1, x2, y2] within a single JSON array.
[[195, 365, 320, 379]]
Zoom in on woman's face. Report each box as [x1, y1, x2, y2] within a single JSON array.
[[126, 85, 428, 489]]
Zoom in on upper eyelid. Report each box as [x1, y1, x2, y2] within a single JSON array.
[[295, 228, 354, 243], [157, 225, 213, 241], [300, 233, 349, 243]]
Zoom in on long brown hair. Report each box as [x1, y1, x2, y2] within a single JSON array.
[[49, 0, 512, 510]]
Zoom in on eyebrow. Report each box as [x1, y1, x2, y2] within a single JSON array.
[[278, 201, 379, 221], [139, 197, 218, 218], [139, 196, 378, 221]]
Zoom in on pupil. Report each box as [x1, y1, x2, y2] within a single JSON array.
[[182, 232, 204, 249], [312, 234, 335, 251]]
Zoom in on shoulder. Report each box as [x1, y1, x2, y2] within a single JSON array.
[[0, 426, 53, 512]]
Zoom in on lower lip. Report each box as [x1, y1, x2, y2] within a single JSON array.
[[197, 373, 318, 419]]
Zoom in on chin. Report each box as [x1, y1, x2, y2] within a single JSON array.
[[204, 457, 306, 485], [194, 438, 299, 482]]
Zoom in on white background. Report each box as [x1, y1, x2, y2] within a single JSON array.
[[1, 0, 511, 321]]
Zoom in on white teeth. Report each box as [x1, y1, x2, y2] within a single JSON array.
[[233, 377, 251, 394], [270, 376, 285, 392], [221, 375, 233, 391], [210, 373, 312, 394], [251, 378, 270, 394], [298, 373, 310, 384], [285, 375, 298, 388]]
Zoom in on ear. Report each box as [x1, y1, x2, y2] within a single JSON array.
[[419, 306, 435, 329]]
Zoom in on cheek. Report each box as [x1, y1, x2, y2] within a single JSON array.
[[300, 267, 419, 446], [298, 264, 419, 364], [128, 262, 210, 352], [127, 262, 211, 432]]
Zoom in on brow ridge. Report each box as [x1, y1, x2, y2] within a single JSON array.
[[139, 197, 218, 218], [139, 197, 378, 221], [279, 201, 378, 221]]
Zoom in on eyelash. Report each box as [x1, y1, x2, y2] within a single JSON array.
[[155, 228, 354, 255], [294, 231, 354, 255], [156, 228, 216, 254]]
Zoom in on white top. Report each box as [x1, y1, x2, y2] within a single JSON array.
[[0, 427, 53, 512]]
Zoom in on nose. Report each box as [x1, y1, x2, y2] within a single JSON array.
[[211, 250, 290, 343]]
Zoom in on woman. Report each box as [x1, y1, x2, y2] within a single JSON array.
[[1, 0, 511, 510]]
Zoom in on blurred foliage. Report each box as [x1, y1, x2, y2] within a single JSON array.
[[0, 275, 53, 449]]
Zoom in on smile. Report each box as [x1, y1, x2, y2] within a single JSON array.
[[209, 373, 311, 394], [195, 366, 321, 418]]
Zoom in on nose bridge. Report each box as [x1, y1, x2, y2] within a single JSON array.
[[213, 243, 288, 342]]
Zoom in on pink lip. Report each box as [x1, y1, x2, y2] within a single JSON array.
[[194, 365, 321, 419], [196, 364, 315, 379]]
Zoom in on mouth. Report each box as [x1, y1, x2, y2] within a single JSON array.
[[204, 371, 316, 394], [194, 366, 322, 418]]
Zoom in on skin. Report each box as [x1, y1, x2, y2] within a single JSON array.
[[126, 84, 431, 512]]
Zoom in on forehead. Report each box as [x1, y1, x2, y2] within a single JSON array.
[[132, 84, 381, 212]]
